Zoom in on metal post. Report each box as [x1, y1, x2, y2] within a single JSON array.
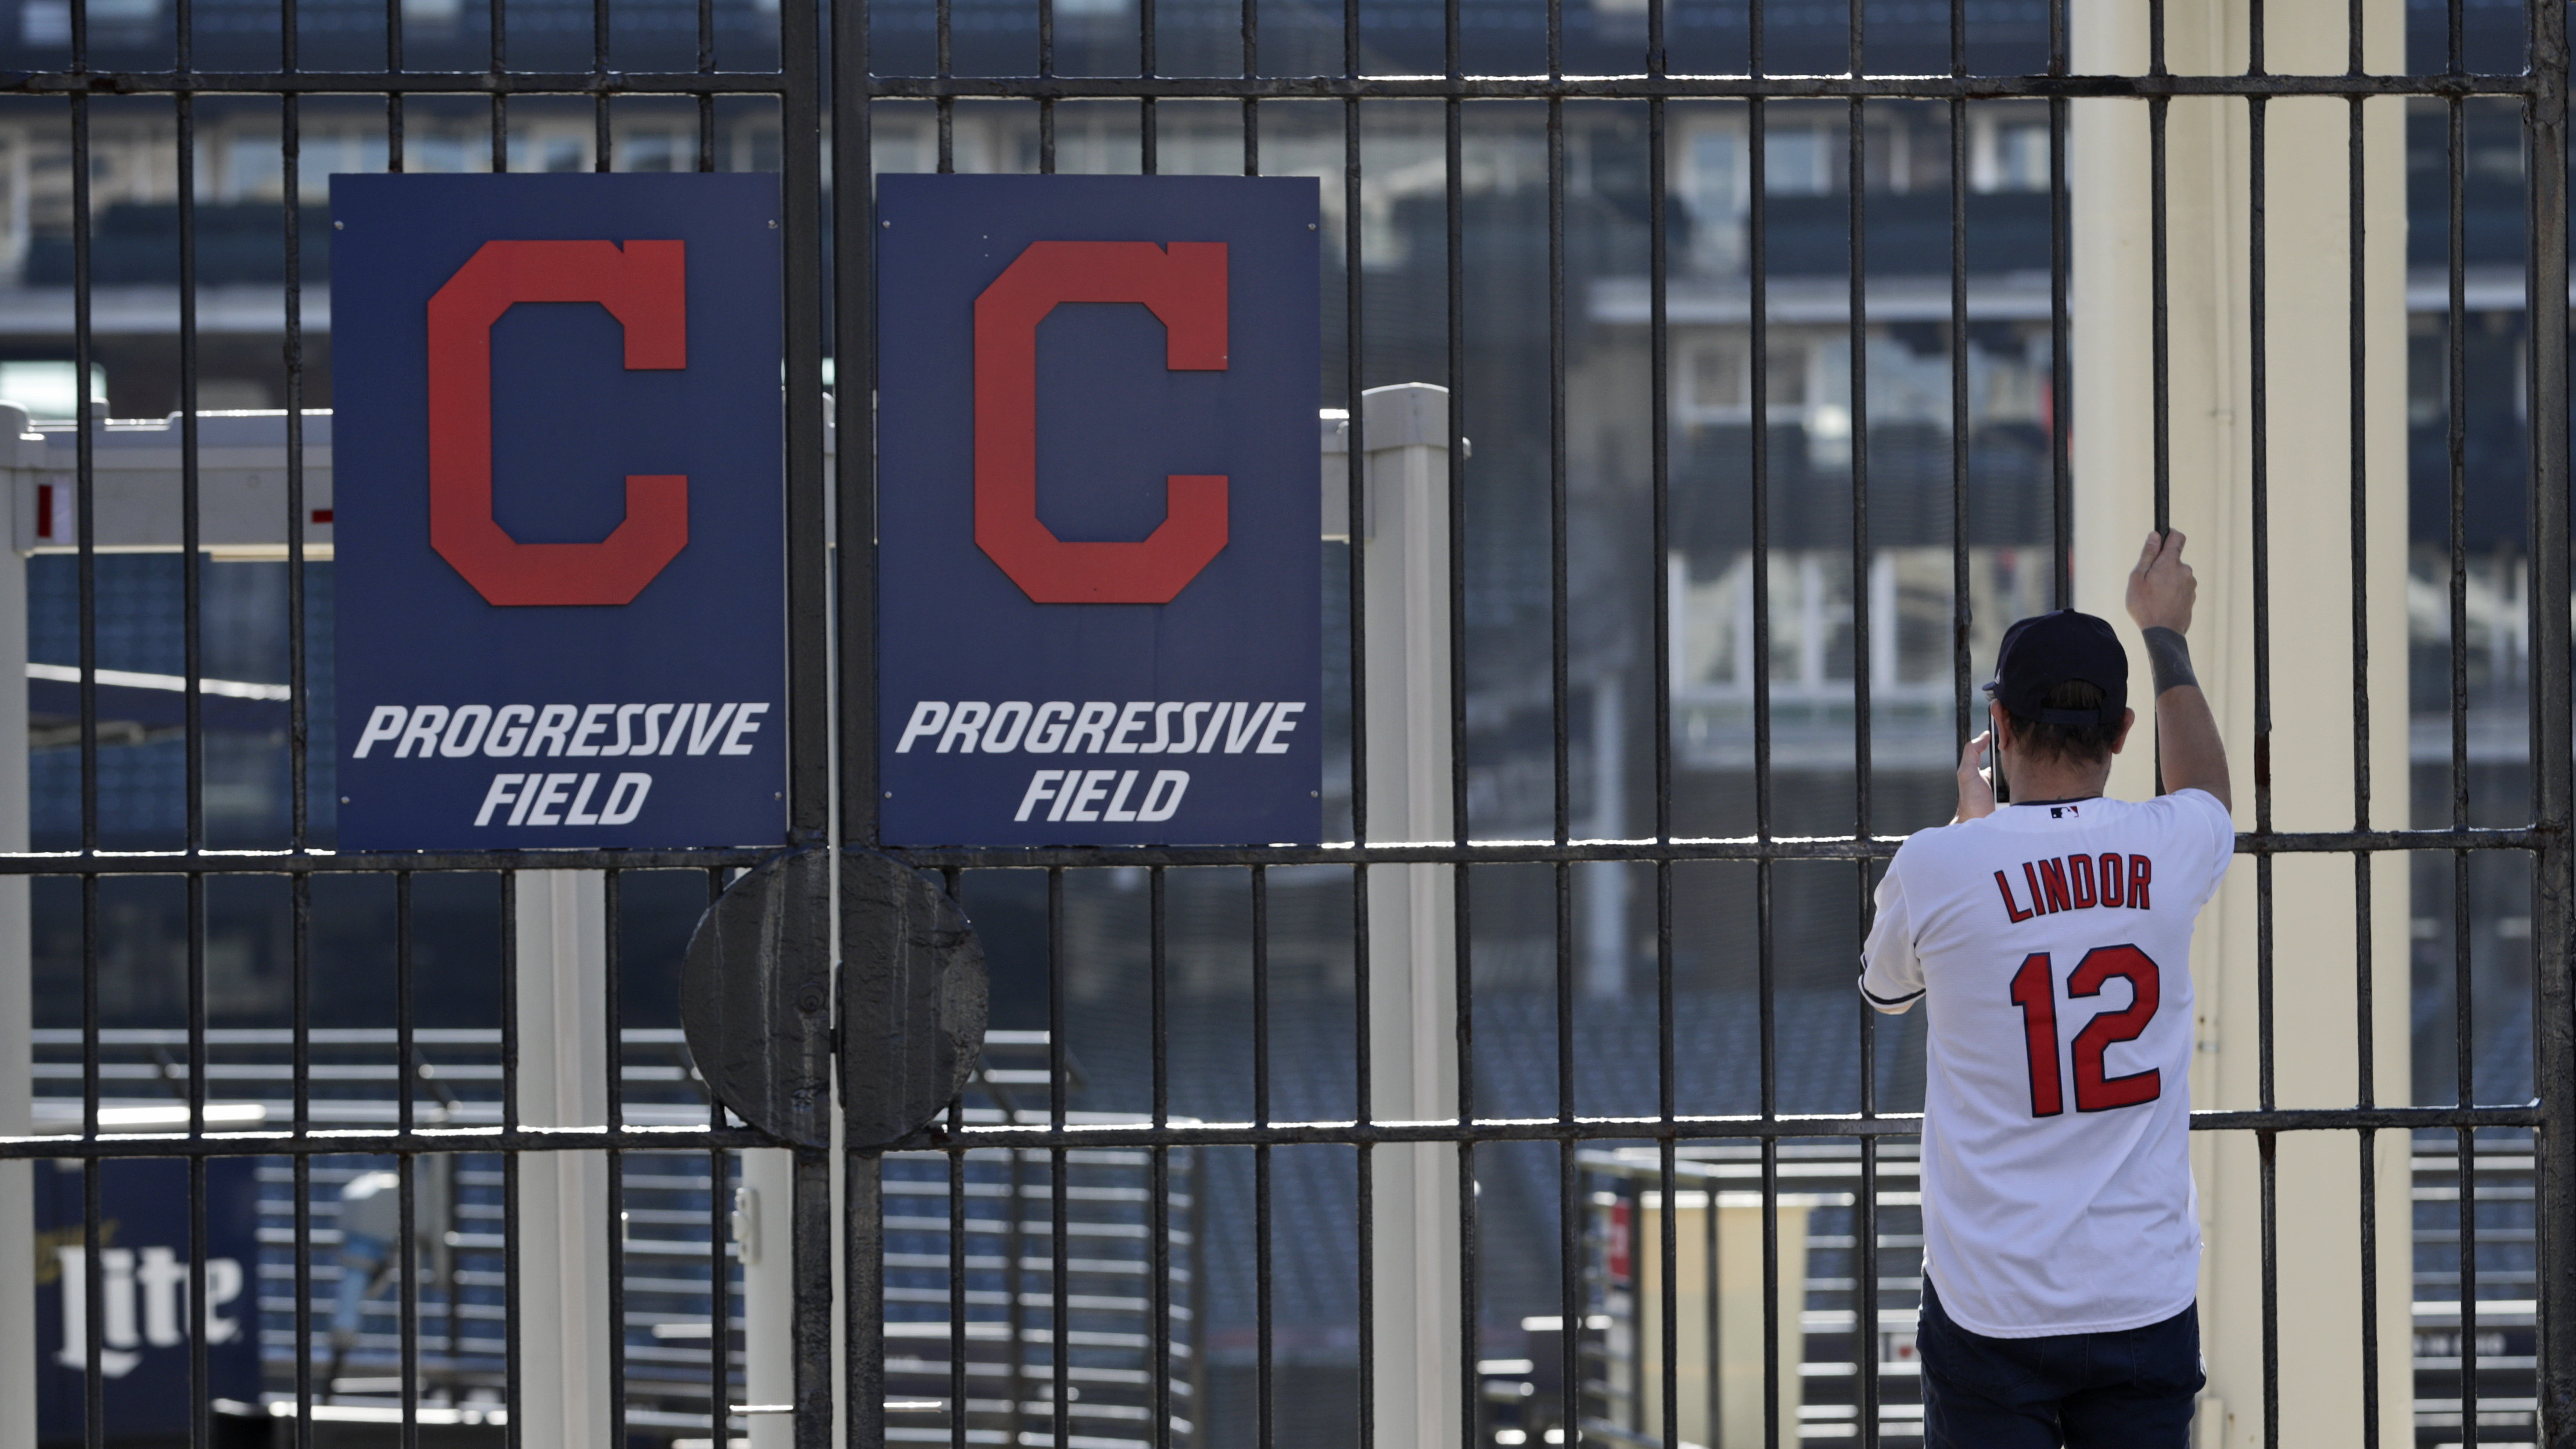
[[2522, 0, 2573, 1430], [512, 870, 613, 1449], [2070, 0, 2412, 1439], [1341, 381, 1464, 1449]]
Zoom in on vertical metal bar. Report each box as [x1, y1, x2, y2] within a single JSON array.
[[396, 871, 418, 1449], [1149, 868, 1172, 1448], [699, 0, 717, 168], [2445, 69, 2478, 1447], [1341, 0, 1373, 1430], [2047, 94, 2071, 608], [949, 1101, 967, 1449], [1038, 0, 1054, 170], [1139, 0, 1155, 172], [71, 45, 96, 1441], [605, 872, 628, 1449], [501, 873, 523, 1449], [1949, 95, 1969, 752], [386, 0, 403, 171], [490, 0, 506, 168], [835, 0, 878, 852], [1743, 8, 1783, 1432], [293, 876, 314, 1449], [1251, 864, 1273, 1449], [593, 0, 611, 168], [2520, 0, 2574, 1425], [2248, 64, 2283, 1449], [174, 51, 209, 1448], [707, 875, 731, 1449], [846, 1148, 885, 1449], [1049, 868, 1069, 1449], [71, 101, 95, 868], [1845, 73, 1881, 1449], [2343, 8, 2380, 1434], [936, 0, 953, 171], [1446, 0, 1474, 1439], [1646, 0, 1676, 1426], [795, 1143, 837, 1449]]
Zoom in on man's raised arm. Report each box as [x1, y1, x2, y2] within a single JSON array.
[[2125, 529, 2231, 812]]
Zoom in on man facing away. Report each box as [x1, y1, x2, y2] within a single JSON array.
[[1859, 530, 2231, 1447]]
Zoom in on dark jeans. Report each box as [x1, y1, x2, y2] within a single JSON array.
[[1918, 1278, 2204, 1448]]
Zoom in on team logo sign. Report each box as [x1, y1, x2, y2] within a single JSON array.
[[876, 174, 1321, 846], [333, 174, 785, 850]]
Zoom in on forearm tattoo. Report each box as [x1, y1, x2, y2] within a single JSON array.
[[2142, 626, 2197, 696]]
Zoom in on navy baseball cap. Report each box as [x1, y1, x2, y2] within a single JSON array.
[[1984, 610, 2128, 725]]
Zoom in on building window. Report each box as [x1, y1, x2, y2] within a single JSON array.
[[1971, 113, 2050, 192]]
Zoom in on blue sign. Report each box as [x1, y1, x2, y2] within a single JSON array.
[[35, 1157, 261, 1440], [875, 175, 1321, 846], [332, 174, 785, 850]]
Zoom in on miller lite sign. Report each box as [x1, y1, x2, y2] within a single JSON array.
[[876, 175, 1321, 846], [35, 1157, 261, 1440], [331, 174, 786, 850]]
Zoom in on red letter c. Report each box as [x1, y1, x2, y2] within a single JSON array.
[[427, 239, 689, 606], [973, 240, 1228, 605]]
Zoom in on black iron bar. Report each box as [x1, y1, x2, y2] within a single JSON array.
[[1847, 78, 1883, 1449], [699, 0, 716, 167], [1446, 1, 1474, 1440], [936, 0, 952, 169], [500, 874, 522, 1449], [1646, 5, 1673, 1446], [1547, 61, 1578, 1449], [846, 1148, 886, 1449], [1150, 866, 1173, 1449], [1949, 92, 1968, 752], [0, 1101, 2542, 1161], [0, 70, 2547, 99], [784, 0, 832, 854], [0, 824, 2545, 874], [1049, 868, 1069, 1449], [592, 0, 610, 166], [948, 1100, 966, 1449], [2444, 57, 2478, 1449], [1251, 863, 1274, 1449], [2248, 52, 2286, 1437], [606, 872, 629, 1449], [2521, 0, 2573, 1432], [177, 64, 209, 1449], [1240, 0, 1257, 172], [1341, 0, 1373, 1430], [2344, 6, 2380, 1429], [397, 869, 418, 1449], [2047, 91, 2070, 607]]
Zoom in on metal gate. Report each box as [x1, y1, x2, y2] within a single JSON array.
[[0, 0, 2568, 1444]]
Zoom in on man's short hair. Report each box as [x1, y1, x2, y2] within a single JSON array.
[[2007, 679, 2122, 766]]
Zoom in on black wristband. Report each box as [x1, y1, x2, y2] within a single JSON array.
[[2143, 625, 2197, 695]]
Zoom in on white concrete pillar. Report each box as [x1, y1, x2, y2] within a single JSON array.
[[1336, 381, 1467, 1449], [0, 448, 31, 1449], [2070, 0, 2413, 1441], [736, 1149, 795, 1449], [513, 870, 613, 1449]]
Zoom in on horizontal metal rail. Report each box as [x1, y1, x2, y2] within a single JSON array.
[[0, 824, 2538, 875], [3, 1105, 2541, 1160], [0, 70, 2541, 101]]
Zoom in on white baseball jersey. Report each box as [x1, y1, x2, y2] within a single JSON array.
[[1860, 788, 2234, 1338]]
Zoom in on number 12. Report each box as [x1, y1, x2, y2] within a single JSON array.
[[2008, 944, 2163, 1117]]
